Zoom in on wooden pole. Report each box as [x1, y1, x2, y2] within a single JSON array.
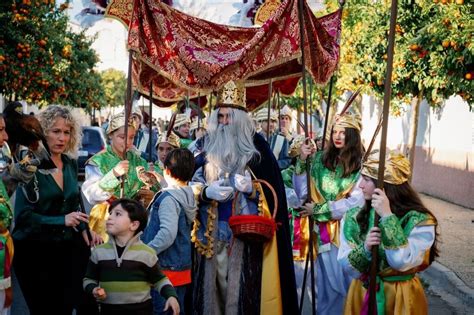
[[296, 0, 316, 314], [368, 0, 398, 313], [266, 79, 273, 140], [148, 81, 153, 162], [309, 78, 313, 138], [121, 50, 133, 198], [322, 76, 334, 151], [277, 91, 281, 132]]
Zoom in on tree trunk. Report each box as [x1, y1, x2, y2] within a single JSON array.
[[406, 88, 423, 182]]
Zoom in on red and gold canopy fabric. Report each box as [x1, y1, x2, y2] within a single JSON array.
[[106, 0, 341, 109]]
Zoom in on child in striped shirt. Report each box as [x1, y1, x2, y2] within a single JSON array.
[[84, 199, 179, 315]]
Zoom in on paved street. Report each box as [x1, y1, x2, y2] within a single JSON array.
[[11, 193, 473, 314]]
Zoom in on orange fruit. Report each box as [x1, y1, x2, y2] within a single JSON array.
[[465, 73, 473, 80]]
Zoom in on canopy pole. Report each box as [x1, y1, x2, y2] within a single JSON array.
[[321, 76, 334, 151], [296, 0, 316, 314], [148, 81, 153, 162], [121, 50, 133, 198], [266, 79, 273, 140], [368, 0, 398, 313]]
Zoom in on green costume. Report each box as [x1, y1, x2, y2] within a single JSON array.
[[88, 146, 149, 199], [179, 138, 193, 149], [295, 151, 360, 248], [341, 207, 437, 315]]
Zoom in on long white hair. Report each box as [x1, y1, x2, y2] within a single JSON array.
[[204, 108, 259, 181]]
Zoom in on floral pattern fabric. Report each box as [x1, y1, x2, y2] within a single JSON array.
[[106, 0, 342, 106]]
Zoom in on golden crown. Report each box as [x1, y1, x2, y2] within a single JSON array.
[[216, 80, 247, 111]]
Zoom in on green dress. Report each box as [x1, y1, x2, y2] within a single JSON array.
[[295, 151, 360, 250], [88, 146, 149, 199]]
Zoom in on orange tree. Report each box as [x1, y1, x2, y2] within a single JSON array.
[[336, 0, 472, 171], [0, 0, 106, 111], [338, 0, 472, 109]]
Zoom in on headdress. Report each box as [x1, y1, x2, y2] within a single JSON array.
[[173, 113, 191, 129], [254, 108, 278, 122], [190, 117, 207, 132], [280, 105, 293, 119], [106, 112, 138, 135], [131, 106, 143, 122], [155, 131, 180, 149], [362, 150, 411, 185], [215, 80, 247, 111], [333, 112, 362, 132]]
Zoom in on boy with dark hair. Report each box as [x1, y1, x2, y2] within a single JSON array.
[[84, 199, 180, 315], [142, 148, 197, 314]]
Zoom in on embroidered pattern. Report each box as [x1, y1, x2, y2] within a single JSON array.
[[191, 201, 217, 259], [348, 243, 371, 273]]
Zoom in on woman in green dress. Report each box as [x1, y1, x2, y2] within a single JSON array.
[[13, 105, 101, 314], [294, 112, 365, 315], [82, 112, 151, 240]]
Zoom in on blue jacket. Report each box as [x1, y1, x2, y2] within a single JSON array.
[[142, 187, 196, 271]]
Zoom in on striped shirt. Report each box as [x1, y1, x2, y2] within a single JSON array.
[[83, 232, 177, 307]]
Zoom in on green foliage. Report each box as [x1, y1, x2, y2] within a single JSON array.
[[336, 0, 473, 114], [100, 68, 126, 108], [0, 0, 106, 111]]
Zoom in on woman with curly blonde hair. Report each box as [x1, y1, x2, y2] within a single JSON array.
[[13, 105, 101, 315]]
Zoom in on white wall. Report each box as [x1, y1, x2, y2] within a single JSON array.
[[358, 95, 473, 153]]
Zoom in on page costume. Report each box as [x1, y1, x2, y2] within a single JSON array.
[[292, 113, 365, 315], [82, 113, 149, 241], [338, 151, 437, 314]]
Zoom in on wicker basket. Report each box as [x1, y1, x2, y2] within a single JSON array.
[[229, 179, 278, 243]]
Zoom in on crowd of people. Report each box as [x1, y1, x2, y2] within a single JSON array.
[[0, 80, 439, 315]]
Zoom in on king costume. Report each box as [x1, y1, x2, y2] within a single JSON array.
[[191, 81, 298, 315]]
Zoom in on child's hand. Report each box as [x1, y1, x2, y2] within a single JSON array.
[[371, 188, 392, 218], [299, 202, 315, 217], [364, 227, 381, 252], [164, 296, 180, 315], [93, 287, 107, 300]]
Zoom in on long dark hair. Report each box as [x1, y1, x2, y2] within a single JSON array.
[[322, 127, 364, 177], [356, 177, 439, 263]]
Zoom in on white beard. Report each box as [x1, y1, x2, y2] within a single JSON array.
[[205, 124, 250, 181]]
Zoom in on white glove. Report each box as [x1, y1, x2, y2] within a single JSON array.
[[233, 171, 253, 193], [205, 179, 234, 201]]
